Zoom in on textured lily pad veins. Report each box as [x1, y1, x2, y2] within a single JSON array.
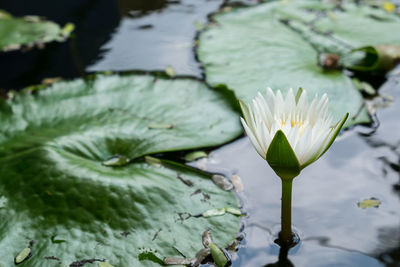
[[197, 0, 400, 127], [0, 74, 242, 266]]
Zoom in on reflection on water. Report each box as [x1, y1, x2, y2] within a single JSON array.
[[1, 0, 399, 265], [88, 0, 223, 76]]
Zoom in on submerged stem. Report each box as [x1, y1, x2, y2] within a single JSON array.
[[279, 179, 293, 246]]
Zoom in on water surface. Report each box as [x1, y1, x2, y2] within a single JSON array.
[[0, 0, 399, 266]]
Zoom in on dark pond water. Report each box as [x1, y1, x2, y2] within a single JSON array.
[[1, 0, 399, 266]]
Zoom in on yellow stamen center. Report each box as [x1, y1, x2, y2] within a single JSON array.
[[291, 120, 303, 128]]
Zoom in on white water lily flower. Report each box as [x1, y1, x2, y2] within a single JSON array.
[[240, 88, 348, 179]]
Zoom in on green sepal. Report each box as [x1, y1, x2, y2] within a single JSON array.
[[266, 130, 300, 180], [238, 99, 250, 119], [295, 87, 303, 104]]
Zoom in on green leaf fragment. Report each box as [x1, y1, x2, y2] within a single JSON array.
[[98, 262, 114, 267], [203, 208, 226, 218], [202, 207, 242, 217], [61, 22, 75, 37], [225, 207, 242, 216], [165, 66, 175, 77], [148, 123, 174, 129], [358, 198, 381, 209], [210, 243, 228, 267], [184, 151, 208, 162], [102, 155, 130, 167], [266, 130, 300, 180], [145, 156, 163, 167], [352, 78, 376, 95], [14, 248, 31, 264]]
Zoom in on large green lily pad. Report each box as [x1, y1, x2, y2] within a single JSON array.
[[0, 10, 73, 52], [0, 74, 242, 266], [197, 1, 400, 127]]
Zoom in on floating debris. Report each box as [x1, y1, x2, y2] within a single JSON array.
[[203, 208, 226, 218], [202, 207, 242, 218], [165, 66, 175, 77], [358, 197, 381, 209], [184, 151, 208, 162], [212, 175, 233, 191], [102, 155, 130, 167], [231, 174, 244, 192], [98, 262, 114, 267], [148, 123, 174, 129], [145, 156, 162, 168], [14, 240, 34, 265]]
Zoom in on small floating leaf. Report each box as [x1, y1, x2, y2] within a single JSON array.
[[203, 208, 226, 218], [145, 156, 162, 167], [184, 151, 208, 162], [61, 23, 75, 37], [148, 123, 174, 129], [165, 66, 175, 77], [102, 155, 130, 167], [210, 243, 228, 267], [225, 207, 242, 216], [358, 198, 381, 209], [352, 78, 376, 95], [14, 248, 31, 264], [98, 262, 114, 267], [212, 175, 233, 190]]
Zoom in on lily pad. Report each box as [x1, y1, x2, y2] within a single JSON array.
[[197, 1, 400, 127], [0, 11, 73, 52], [0, 74, 242, 266]]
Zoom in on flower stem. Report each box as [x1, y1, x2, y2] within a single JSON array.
[[279, 178, 293, 246]]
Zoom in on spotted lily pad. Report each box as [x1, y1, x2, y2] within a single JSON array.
[[0, 74, 242, 266], [197, 0, 400, 127], [0, 10, 73, 52]]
